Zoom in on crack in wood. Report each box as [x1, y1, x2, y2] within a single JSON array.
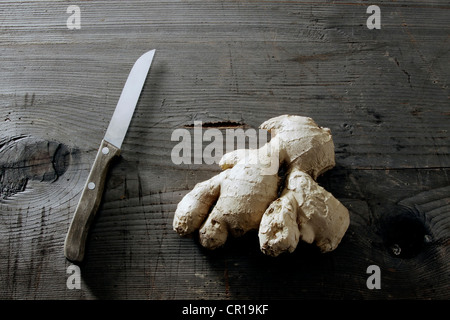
[[183, 120, 249, 129]]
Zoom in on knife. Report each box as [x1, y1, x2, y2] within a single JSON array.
[[64, 49, 156, 262]]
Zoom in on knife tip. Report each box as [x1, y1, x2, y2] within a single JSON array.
[[133, 49, 156, 69]]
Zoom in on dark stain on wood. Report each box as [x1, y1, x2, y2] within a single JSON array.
[[0, 137, 77, 199]]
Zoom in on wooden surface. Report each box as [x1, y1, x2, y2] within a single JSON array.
[[1, 0, 449, 300]]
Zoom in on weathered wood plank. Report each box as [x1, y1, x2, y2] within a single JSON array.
[[1, 0, 449, 300]]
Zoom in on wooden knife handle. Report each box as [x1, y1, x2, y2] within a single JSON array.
[[64, 139, 120, 262]]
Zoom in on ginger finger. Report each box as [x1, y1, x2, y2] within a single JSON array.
[[219, 149, 252, 170], [259, 168, 349, 256], [199, 163, 279, 249], [173, 173, 222, 236], [259, 193, 301, 257]]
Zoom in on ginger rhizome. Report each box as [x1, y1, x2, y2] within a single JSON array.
[[173, 115, 350, 256]]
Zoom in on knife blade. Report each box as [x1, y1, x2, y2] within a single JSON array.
[[64, 49, 156, 262]]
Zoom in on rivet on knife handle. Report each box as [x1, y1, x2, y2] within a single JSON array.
[[64, 140, 120, 262]]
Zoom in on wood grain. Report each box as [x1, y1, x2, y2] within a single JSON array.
[[0, 0, 448, 300]]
